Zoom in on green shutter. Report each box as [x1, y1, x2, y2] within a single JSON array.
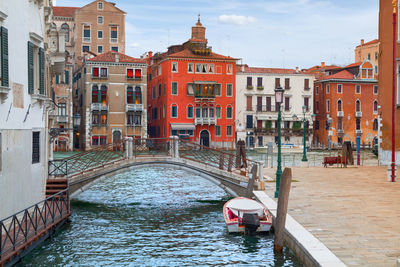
[[65, 70, 69, 84], [1, 27, 9, 87], [27, 41, 34, 94], [39, 47, 44, 95], [56, 74, 59, 84]]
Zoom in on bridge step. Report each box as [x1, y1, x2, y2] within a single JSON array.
[[45, 179, 68, 197], [46, 184, 67, 189], [47, 179, 68, 184]]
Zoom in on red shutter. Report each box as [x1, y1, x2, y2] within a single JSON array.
[[127, 68, 133, 78], [135, 69, 141, 78], [93, 67, 99, 77]]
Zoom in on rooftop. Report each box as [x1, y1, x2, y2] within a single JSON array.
[[238, 64, 301, 74], [53, 6, 79, 17], [88, 51, 146, 63]]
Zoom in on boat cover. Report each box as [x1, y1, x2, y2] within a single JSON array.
[[226, 198, 264, 217]]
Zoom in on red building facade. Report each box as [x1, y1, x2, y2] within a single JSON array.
[[147, 18, 237, 148]]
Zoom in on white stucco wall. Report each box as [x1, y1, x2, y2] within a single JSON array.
[[235, 66, 315, 147], [0, 0, 47, 220]]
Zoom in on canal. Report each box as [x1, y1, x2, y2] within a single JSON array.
[[18, 167, 302, 266]]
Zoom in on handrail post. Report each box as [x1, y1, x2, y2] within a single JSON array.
[[125, 137, 133, 159], [258, 161, 264, 182], [125, 138, 130, 159], [169, 136, 175, 157], [174, 136, 179, 158]]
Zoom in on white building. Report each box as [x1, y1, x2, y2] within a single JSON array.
[[236, 65, 315, 148], [0, 0, 52, 220]]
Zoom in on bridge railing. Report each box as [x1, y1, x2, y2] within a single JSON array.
[[178, 140, 259, 178], [0, 189, 70, 264], [131, 137, 171, 157]]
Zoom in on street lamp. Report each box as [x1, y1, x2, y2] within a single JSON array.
[[301, 105, 308, 162], [274, 86, 284, 198]]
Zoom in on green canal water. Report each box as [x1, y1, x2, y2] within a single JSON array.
[[18, 167, 303, 266]]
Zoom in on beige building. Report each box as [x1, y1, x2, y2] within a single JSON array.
[[74, 51, 147, 150], [355, 39, 379, 74]]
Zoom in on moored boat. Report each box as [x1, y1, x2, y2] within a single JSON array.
[[223, 197, 272, 234]]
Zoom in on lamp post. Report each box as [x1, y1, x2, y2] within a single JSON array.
[[301, 105, 308, 162], [274, 86, 284, 198]]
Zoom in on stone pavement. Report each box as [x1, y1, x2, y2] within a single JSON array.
[[263, 166, 400, 267]]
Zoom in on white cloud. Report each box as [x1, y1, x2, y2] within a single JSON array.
[[218, 14, 256, 25], [129, 42, 140, 48]]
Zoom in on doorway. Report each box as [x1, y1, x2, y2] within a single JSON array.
[[200, 130, 210, 147], [112, 130, 122, 150]]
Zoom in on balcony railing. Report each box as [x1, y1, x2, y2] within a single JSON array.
[[356, 129, 363, 135], [91, 103, 108, 111], [57, 115, 68, 123], [355, 111, 362, 117], [126, 76, 142, 81], [337, 111, 344, 117], [126, 104, 144, 112], [195, 117, 216, 125]]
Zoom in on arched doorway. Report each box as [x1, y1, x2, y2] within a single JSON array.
[[112, 130, 122, 150], [200, 130, 210, 147]]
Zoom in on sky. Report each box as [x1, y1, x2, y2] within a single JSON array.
[[55, 0, 379, 69]]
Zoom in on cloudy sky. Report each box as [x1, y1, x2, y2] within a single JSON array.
[[55, 0, 378, 69]]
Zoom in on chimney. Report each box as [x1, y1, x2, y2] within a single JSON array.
[[361, 39, 364, 45], [115, 53, 119, 63], [295, 67, 299, 73], [321, 62, 325, 68], [241, 65, 245, 72]]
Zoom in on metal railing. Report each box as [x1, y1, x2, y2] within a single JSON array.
[[0, 189, 70, 263], [131, 138, 170, 157]]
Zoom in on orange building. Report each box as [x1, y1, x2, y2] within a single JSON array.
[[147, 18, 237, 148], [313, 61, 378, 147], [355, 39, 379, 74], [378, 0, 400, 166]]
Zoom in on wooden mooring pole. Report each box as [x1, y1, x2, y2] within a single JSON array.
[[274, 167, 292, 253]]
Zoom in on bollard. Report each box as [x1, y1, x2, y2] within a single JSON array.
[[169, 136, 175, 157], [246, 164, 258, 197], [274, 168, 292, 253]]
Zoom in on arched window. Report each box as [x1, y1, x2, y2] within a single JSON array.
[[373, 100, 378, 113], [127, 86, 134, 104], [61, 23, 70, 42], [92, 85, 99, 103], [355, 100, 361, 112], [373, 119, 378, 131], [337, 99, 342, 112], [100, 85, 107, 105], [135, 86, 142, 104], [51, 23, 57, 30]]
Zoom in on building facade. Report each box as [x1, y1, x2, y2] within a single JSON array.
[[147, 18, 237, 148], [378, 1, 400, 165], [74, 51, 147, 150], [0, 0, 52, 219], [355, 39, 379, 74], [236, 65, 315, 147], [313, 61, 378, 147]]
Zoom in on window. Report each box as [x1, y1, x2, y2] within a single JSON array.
[[187, 105, 194, 118], [326, 84, 330, 93], [111, 46, 118, 52], [172, 62, 178, 72], [58, 103, 66, 116], [257, 77, 263, 87], [158, 84, 161, 97], [172, 82, 178, 95], [226, 84, 233, 96], [215, 84, 221, 96], [266, 97, 272, 111], [110, 26, 118, 42], [127, 112, 142, 126], [247, 77, 252, 87], [195, 107, 201, 118], [315, 121, 319, 130], [356, 118, 361, 130], [92, 85, 99, 102], [32, 132, 40, 164], [304, 79, 310, 90], [216, 106, 221, 118], [246, 115, 253, 129], [285, 78, 290, 89], [97, 46, 103, 54], [98, 30, 103, 39], [337, 100, 342, 112], [27, 41, 45, 94], [83, 25, 91, 42], [202, 64, 207, 73], [61, 23, 69, 42], [195, 63, 201, 73], [98, 2, 103, 9], [275, 78, 280, 89], [356, 100, 361, 112], [188, 63, 194, 73], [216, 126, 221, 136], [171, 104, 178, 118], [337, 118, 343, 131], [187, 83, 194, 96], [164, 83, 166, 95], [304, 98, 309, 111], [152, 87, 155, 99], [326, 99, 330, 112], [82, 45, 90, 52], [135, 87, 142, 104], [226, 106, 233, 119], [246, 96, 252, 111], [227, 125, 232, 136], [315, 101, 319, 113], [1, 27, 9, 87], [92, 67, 107, 78], [355, 85, 361, 94], [374, 85, 378, 95], [208, 64, 214, 73], [368, 53, 371, 60], [284, 97, 290, 111], [98, 16, 103, 24], [171, 130, 178, 136], [127, 86, 134, 104], [337, 84, 342, 93], [315, 86, 319, 95], [226, 64, 232, 74], [373, 100, 378, 114], [100, 85, 107, 104], [373, 119, 378, 131]]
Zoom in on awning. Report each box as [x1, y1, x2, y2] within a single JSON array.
[[170, 123, 196, 130], [193, 81, 217, 84]]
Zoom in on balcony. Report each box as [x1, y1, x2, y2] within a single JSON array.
[[246, 85, 254, 89], [195, 117, 216, 125], [337, 129, 344, 134], [337, 111, 344, 117], [91, 103, 108, 111], [126, 104, 144, 112], [355, 111, 362, 117], [57, 115, 68, 123], [83, 37, 91, 43], [356, 129, 363, 135], [126, 76, 142, 81], [110, 38, 118, 43]]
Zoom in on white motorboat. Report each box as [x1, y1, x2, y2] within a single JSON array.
[[223, 197, 272, 234]]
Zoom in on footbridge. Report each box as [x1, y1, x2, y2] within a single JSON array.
[[48, 137, 265, 197]]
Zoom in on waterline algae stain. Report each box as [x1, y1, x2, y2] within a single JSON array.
[[18, 167, 302, 266]]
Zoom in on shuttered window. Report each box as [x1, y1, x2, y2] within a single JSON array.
[[32, 132, 40, 164], [28, 41, 34, 94], [39, 47, 44, 94], [65, 70, 69, 84], [1, 26, 9, 87]]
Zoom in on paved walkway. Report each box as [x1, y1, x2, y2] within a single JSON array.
[[263, 166, 400, 266]]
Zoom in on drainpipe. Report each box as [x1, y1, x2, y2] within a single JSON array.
[[392, 0, 397, 182]]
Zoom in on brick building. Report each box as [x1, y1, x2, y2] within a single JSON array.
[[147, 18, 237, 148], [313, 61, 378, 147], [355, 39, 379, 75], [74, 51, 147, 150]]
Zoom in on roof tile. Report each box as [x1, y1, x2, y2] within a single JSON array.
[[53, 6, 79, 17], [88, 51, 146, 63]]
